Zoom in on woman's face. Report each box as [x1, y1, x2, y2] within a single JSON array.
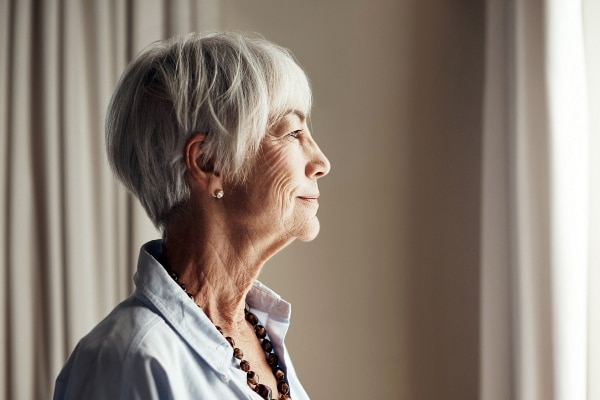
[[227, 110, 331, 244]]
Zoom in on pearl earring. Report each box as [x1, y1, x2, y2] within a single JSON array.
[[214, 189, 224, 199]]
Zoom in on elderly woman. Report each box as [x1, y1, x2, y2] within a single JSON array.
[[53, 32, 330, 400]]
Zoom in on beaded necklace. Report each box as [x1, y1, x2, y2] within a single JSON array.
[[166, 269, 292, 400]]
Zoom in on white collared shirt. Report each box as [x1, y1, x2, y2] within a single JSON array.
[[54, 240, 310, 400]]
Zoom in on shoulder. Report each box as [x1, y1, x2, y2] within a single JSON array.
[[76, 295, 166, 361], [54, 295, 179, 399]]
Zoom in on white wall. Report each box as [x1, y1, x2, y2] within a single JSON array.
[[222, 1, 484, 399]]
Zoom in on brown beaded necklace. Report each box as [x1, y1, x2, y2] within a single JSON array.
[[166, 269, 292, 400]]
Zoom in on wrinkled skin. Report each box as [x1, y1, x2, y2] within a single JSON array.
[[224, 111, 331, 248]]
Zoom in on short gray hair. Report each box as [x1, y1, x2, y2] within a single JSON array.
[[106, 32, 312, 229]]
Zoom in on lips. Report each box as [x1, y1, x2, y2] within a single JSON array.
[[298, 193, 320, 200]]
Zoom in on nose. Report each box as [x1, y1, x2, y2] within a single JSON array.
[[306, 140, 331, 179]]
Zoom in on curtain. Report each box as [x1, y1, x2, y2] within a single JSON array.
[[0, 1, 218, 399], [481, 0, 599, 399], [584, 2, 600, 398], [585, 0, 600, 397]]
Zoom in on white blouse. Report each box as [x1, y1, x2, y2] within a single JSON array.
[[54, 240, 310, 400]]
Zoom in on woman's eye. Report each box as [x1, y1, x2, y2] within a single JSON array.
[[288, 129, 303, 139]]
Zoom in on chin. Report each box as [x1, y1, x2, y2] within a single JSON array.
[[297, 220, 321, 242]]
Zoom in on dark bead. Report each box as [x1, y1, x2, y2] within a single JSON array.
[[247, 371, 259, 385], [261, 339, 273, 353], [277, 381, 290, 395], [272, 367, 285, 381], [187, 293, 194, 299], [170, 272, 178, 281], [233, 347, 243, 359], [215, 326, 223, 335], [254, 384, 272, 400], [225, 336, 235, 347], [267, 353, 278, 366], [179, 283, 186, 291], [245, 311, 259, 326], [255, 325, 267, 339], [240, 360, 251, 372]]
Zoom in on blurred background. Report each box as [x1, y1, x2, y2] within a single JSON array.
[[1, 0, 599, 399]]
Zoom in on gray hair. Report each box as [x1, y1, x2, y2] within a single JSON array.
[[105, 32, 312, 229]]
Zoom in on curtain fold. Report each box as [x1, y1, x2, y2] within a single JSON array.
[[0, 2, 218, 399], [480, 1, 553, 396], [546, 2, 589, 399], [584, 1, 600, 398], [480, 0, 513, 397]]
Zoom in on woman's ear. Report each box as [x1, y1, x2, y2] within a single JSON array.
[[184, 133, 223, 194]]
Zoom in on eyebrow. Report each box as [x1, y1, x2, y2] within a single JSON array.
[[283, 109, 307, 121]]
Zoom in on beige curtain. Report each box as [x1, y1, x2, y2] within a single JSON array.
[[585, 1, 600, 398], [481, 0, 599, 399], [0, 1, 218, 399]]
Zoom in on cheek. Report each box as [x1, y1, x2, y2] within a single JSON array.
[[258, 150, 296, 204]]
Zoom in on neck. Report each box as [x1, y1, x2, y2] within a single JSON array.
[[162, 213, 285, 335]]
